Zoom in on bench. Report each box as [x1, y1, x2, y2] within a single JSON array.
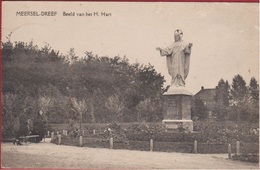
[[19, 135, 40, 144]]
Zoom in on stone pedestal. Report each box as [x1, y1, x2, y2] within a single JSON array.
[[162, 87, 193, 132]]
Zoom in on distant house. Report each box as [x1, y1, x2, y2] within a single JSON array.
[[193, 86, 216, 119]]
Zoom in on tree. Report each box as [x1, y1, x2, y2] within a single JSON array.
[[247, 77, 259, 122], [41, 43, 51, 55], [231, 75, 248, 121], [31, 110, 47, 142], [214, 79, 230, 121], [71, 98, 88, 132], [249, 77, 259, 102], [67, 48, 78, 64], [136, 98, 151, 122], [26, 95, 52, 141], [231, 75, 247, 106], [2, 32, 14, 61], [39, 85, 71, 123], [135, 98, 162, 122], [2, 39, 166, 124], [2, 93, 17, 138], [215, 79, 230, 106], [38, 95, 52, 115], [88, 90, 99, 123], [191, 98, 208, 120], [105, 95, 124, 122]]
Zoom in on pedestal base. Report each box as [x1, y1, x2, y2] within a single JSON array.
[[162, 87, 193, 133], [162, 119, 193, 132]]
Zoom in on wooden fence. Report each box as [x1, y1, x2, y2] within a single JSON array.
[[50, 131, 259, 155]]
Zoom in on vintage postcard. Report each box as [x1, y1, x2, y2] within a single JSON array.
[[1, 1, 259, 169]]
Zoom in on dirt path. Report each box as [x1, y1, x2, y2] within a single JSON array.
[[1, 139, 259, 169]]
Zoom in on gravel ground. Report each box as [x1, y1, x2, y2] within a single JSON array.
[[1, 138, 259, 169]]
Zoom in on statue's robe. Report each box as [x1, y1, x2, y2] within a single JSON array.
[[160, 40, 191, 87]]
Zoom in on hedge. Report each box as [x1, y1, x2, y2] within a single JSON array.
[[231, 154, 259, 163], [48, 121, 259, 144]]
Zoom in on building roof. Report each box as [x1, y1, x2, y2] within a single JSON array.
[[194, 87, 216, 101]]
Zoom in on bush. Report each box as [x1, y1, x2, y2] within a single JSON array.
[[48, 120, 259, 146], [194, 121, 259, 144], [125, 123, 204, 143], [99, 122, 128, 143], [125, 122, 163, 141], [231, 154, 259, 163]]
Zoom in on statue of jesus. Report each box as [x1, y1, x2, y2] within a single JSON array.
[[156, 29, 192, 88]]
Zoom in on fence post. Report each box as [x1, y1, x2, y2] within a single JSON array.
[[58, 134, 61, 145], [228, 144, 232, 159], [110, 137, 113, 149], [47, 131, 50, 137], [194, 140, 198, 154], [236, 141, 240, 155], [65, 130, 68, 136], [93, 129, 96, 135], [79, 136, 83, 147], [57, 131, 59, 136], [51, 132, 54, 142], [150, 139, 153, 152]]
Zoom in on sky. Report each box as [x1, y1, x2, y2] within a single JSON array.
[[2, 2, 259, 94]]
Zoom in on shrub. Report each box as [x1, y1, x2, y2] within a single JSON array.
[[48, 120, 258, 146], [194, 121, 259, 144], [99, 122, 128, 142], [126, 122, 163, 141], [231, 154, 259, 163]]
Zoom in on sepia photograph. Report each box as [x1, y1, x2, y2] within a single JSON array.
[[1, 1, 259, 169]]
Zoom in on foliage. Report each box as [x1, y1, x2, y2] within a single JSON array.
[[2, 92, 47, 141], [247, 77, 259, 122], [194, 121, 259, 144], [125, 122, 164, 141], [38, 95, 52, 114], [48, 120, 258, 154], [213, 79, 230, 121], [2, 93, 17, 138], [231, 154, 259, 163], [100, 122, 128, 142], [30, 112, 47, 142], [231, 74, 247, 106], [191, 98, 208, 120], [71, 98, 88, 116], [66, 48, 78, 63], [71, 98, 88, 133], [249, 77, 259, 101], [212, 76, 259, 122], [105, 95, 124, 122], [50, 121, 258, 154], [2, 38, 165, 137], [215, 79, 230, 106], [136, 99, 153, 122]]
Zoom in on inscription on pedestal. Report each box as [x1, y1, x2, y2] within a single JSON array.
[[166, 123, 180, 129], [165, 96, 182, 119], [163, 93, 193, 132]]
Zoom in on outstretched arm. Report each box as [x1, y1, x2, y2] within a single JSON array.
[[156, 46, 172, 56], [185, 43, 193, 54]]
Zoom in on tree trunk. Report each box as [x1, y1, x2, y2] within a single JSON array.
[[90, 101, 96, 123]]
